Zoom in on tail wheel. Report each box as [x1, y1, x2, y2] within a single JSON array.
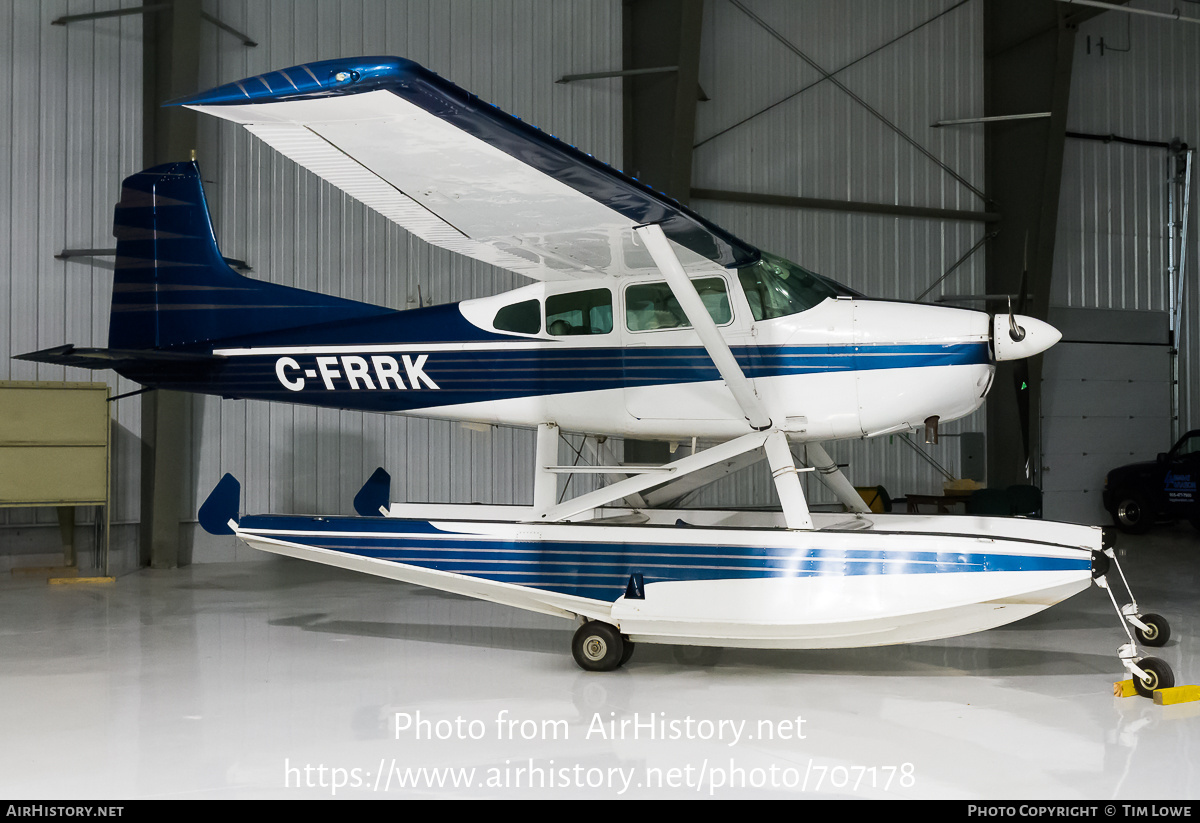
[[1132, 657, 1175, 698], [572, 622, 627, 672]]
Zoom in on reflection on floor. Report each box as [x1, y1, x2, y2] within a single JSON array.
[[0, 521, 1196, 799]]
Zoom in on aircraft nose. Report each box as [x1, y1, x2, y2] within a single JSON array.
[[992, 313, 1062, 361]]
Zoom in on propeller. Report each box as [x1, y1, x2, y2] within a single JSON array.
[[1015, 237, 1032, 477], [994, 234, 1050, 479], [992, 237, 1060, 361]]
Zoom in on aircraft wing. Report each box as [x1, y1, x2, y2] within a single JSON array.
[[172, 57, 761, 281]]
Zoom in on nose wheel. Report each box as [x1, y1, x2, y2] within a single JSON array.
[[1092, 537, 1176, 698]]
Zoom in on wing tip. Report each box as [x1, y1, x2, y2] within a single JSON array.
[[166, 55, 422, 108]]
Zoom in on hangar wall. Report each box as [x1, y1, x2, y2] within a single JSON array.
[[1043, 10, 1200, 522], [0, 0, 145, 568], [188, 0, 623, 559], [0, 0, 622, 569], [190, 0, 989, 519], [1053, 10, 1200, 424], [10, 1, 1192, 565], [688, 0, 987, 506], [2, 0, 989, 566]]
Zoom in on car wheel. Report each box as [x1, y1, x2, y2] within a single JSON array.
[[1112, 490, 1153, 534]]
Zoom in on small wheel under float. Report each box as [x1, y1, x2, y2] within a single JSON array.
[[1132, 657, 1175, 698], [1134, 613, 1171, 648], [1092, 537, 1179, 698], [572, 621, 628, 672]]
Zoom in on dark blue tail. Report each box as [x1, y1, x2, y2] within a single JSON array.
[[108, 161, 391, 350]]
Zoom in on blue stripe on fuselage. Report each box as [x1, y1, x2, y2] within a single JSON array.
[[130, 341, 989, 412]]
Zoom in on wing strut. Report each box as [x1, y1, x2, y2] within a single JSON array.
[[535, 430, 772, 523], [634, 224, 771, 431], [641, 447, 765, 507], [635, 223, 817, 530], [533, 422, 560, 514], [803, 443, 871, 514], [765, 431, 815, 530]]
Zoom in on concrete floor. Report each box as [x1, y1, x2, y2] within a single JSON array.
[[0, 523, 1196, 799]]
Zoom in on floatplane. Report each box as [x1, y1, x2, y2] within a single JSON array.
[[20, 57, 1175, 691]]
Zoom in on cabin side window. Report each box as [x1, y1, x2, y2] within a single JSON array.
[[737, 253, 854, 321], [493, 299, 541, 334], [546, 288, 613, 336], [624, 278, 731, 332]]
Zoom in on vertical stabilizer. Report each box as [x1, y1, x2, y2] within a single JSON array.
[[108, 161, 391, 350]]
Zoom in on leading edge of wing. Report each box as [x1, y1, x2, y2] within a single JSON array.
[[167, 56, 761, 276]]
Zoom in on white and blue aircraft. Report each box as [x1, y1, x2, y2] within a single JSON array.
[[20, 57, 1174, 690]]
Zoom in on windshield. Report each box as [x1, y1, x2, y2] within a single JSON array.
[[737, 253, 858, 321]]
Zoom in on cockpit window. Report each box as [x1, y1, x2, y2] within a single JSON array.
[[546, 288, 613, 336], [625, 278, 732, 332], [493, 299, 541, 334], [737, 253, 857, 321]]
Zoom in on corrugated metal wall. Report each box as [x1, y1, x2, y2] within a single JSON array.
[[22, 2, 1191, 563], [188, 0, 623, 558], [3, 0, 993, 566], [690, 0, 986, 505], [0, 0, 622, 568], [1053, 9, 1200, 431], [0, 0, 143, 568]]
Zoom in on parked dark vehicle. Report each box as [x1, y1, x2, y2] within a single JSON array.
[[1104, 429, 1200, 534]]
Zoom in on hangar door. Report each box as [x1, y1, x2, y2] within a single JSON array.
[[1040, 308, 1171, 525]]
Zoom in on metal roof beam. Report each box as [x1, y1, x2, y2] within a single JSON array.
[[691, 188, 1000, 223]]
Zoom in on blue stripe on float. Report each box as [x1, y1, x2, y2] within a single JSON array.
[[239, 514, 1089, 600]]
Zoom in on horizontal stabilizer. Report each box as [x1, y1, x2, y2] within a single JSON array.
[[14, 344, 226, 370]]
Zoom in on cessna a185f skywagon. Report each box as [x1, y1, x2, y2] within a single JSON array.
[[20, 57, 1175, 692]]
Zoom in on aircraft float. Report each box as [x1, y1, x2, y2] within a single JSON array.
[[19, 57, 1176, 692]]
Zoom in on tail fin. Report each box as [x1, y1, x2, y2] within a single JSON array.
[[109, 161, 391, 350]]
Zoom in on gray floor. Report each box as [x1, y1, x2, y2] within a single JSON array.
[[1, 523, 1196, 799]]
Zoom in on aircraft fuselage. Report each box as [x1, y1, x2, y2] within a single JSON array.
[[120, 270, 995, 442]]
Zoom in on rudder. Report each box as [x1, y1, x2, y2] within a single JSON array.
[[108, 161, 391, 350]]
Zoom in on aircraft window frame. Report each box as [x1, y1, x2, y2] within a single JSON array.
[[545, 288, 614, 337], [737, 253, 857, 322], [623, 276, 734, 333], [492, 298, 542, 335]]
